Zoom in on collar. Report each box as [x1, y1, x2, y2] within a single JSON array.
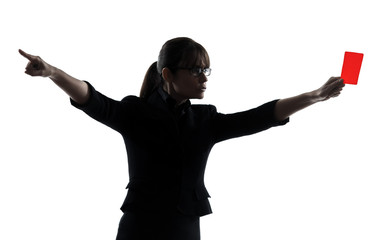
[[146, 86, 191, 116]]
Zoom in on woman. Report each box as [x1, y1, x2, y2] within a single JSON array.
[[19, 37, 345, 240]]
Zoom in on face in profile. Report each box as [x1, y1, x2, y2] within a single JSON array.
[[170, 65, 210, 100], [166, 49, 211, 102]]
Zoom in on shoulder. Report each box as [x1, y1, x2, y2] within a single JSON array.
[[116, 95, 147, 113], [120, 95, 157, 114], [121, 95, 152, 107], [121, 95, 141, 103], [191, 104, 218, 116]]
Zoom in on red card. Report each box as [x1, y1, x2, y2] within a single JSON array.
[[341, 51, 364, 85]]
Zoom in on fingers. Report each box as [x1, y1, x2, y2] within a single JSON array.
[[19, 49, 35, 61], [327, 76, 342, 85], [25, 62, 43, 76], [327, 77, 345, 89], [19, 49, 45, 76], [328, 79, 345, 99], [318, 76, 345, 101], [330, 81, 345, 95]]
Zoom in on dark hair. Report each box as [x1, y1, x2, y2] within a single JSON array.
[[140, 37, 210, 99]]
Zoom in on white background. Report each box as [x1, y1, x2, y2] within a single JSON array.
[[1, 0, 388, 239]]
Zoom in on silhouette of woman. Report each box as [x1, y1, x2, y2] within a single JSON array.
[[19, 37, 344, 240]]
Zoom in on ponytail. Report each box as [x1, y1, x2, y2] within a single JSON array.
[[140, 61, 162, 99]]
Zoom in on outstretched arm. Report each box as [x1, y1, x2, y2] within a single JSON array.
[[274, 77, 345, 121], [19, 49, 89, 104]]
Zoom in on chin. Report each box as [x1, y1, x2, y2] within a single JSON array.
[[188, 92, 205, 100], [197, 93, 205, 99]]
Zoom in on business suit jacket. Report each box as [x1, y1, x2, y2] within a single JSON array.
[[71, 82, 289, 216]]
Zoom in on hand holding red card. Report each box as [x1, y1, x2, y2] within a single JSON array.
[[341, 51, 364, 85]]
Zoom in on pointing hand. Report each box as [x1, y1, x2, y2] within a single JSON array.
[[19, 49, 54, 77]]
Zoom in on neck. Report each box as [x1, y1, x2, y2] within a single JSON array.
[[162, 84, 188, 106]]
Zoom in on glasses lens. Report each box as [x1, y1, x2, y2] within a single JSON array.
[[204, 68, 211, 76], [189, 67, 211, 77], [193, 68, 202, 76]]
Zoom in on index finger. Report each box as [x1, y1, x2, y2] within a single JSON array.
[[19, 49, 35, 61]]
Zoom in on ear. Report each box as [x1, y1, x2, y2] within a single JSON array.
[[161, 67, 174, 83]]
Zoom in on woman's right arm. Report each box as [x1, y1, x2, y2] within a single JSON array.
[[19, 49, 89, 104]]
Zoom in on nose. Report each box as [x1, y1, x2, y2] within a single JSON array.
[[199, 73, 208, 83]]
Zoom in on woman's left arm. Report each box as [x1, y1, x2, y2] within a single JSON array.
[[274, 77, 345, 121]]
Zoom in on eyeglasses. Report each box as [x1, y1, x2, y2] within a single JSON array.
[[174, 67, 212, 77]]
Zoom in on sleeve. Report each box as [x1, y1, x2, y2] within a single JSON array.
[[211, 99, 289, 143], [70, 81, 138, 133]]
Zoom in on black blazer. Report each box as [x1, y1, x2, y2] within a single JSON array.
[[71, 82, 288, 216]]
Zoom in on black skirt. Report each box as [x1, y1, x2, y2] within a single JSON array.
[[115, 210, 200, 240]]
